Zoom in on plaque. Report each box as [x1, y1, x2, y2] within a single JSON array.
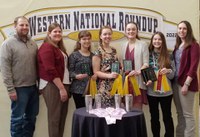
[[141, 67, 157, 83], [123, 60, 132, 72], [81, 63, 91, 76], [111, 62, 120, 73]]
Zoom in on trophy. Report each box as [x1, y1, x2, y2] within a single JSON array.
[[141, 67, 157, 83], [111, 62, 120, 73], [123, 60, 132, 72]]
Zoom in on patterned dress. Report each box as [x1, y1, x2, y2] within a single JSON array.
[[69, 51, 93, 95], [94, 46, 118, 107]]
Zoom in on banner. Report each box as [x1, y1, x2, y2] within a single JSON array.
[[0, 6, 177, 49]]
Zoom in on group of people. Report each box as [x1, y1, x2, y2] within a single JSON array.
[[0, 16, 199, 137]]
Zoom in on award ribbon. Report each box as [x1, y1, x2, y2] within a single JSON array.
[[89, 78, 97, 98], [123, 75, 141, 96], [156, 74, 162, 91], [110, 75, 123, 96], [153, 72, 171, 92], [161, 75, 171, 91], [123, 76, 129, 95]]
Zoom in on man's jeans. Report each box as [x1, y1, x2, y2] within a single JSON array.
[[10, 85, 39, 137]]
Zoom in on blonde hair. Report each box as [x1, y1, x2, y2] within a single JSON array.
[[99, 25, 113, 47]]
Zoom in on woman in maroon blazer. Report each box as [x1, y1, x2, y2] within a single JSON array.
[[38, 23, 70, 137], [172, 20, 200, 137]]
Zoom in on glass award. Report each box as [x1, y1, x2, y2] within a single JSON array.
[[81, 63, 91, 76], [141, 67, 157, 83], [85, 95, 92, 112], [95, 94, 101, 109], [114, 94, 121, 109], [123, 60, 132, 72], [125, 94, 133, 112], [111, 62, 120, 73]]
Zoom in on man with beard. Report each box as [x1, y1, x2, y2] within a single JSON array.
[[0, 16, 39, 137]]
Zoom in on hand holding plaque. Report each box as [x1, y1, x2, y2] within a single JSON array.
[[81, 63, 91, 76], [111, 62, 120, 73], [141, 67, 157, 83], [123, 60, 132, 72]]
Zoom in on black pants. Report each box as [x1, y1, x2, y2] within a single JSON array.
[[72, 93, 85, 109], [147, 95, 174, 137]]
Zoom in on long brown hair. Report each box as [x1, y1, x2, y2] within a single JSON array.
[[125, 22, 140, 40], [149, 32, 171, 68], [99, 25, 112, 47], [74, 30, 92, 51], [175, 20, 196, 49], [44, 23, 67, 55]]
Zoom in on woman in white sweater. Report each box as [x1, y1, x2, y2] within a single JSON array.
[[121, 22, 149, 110]]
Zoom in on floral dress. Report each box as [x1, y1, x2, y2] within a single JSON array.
[[94, 46, 118, 107]]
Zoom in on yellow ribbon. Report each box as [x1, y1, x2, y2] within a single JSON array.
[[153, 72, 171, 92], [162, 75, 171, 91], [110, 75, 123, 96], [123, 76, 129, 95], [123, 75, 141, 96], [89, 78, 97, 98], [129, 76, 141, 96]]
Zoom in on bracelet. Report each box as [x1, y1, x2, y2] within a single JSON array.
[[184, 81, 190, 86]]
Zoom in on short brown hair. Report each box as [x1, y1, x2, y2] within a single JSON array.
[[14, 16, 29, 26]]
